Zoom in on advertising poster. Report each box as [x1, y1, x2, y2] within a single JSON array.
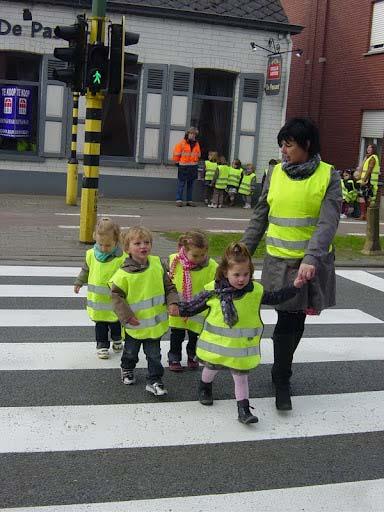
[[0, 85, 33, 138]]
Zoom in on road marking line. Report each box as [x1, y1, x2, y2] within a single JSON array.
[[336, 270, 384, 292], [205, 217, 249, 221], [0, 266, 79, 277], [6, 479, 384, 512], [0, 309, 381, 326], [55, 213, 141, 218], [0, 285, 86, 297], [58, 225, 131, 230], [1, 337, 382, 370], [207, 229, 243, 233], [1, 391, 383, 453]]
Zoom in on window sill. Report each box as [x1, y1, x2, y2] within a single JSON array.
[[76, 156, 145, 169], [364, 48, 384, 57], [0, 152, 45, 163]]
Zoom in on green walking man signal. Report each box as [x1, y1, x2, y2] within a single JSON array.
[[92, 70, 102, 85], [86, 44, 108, 93]]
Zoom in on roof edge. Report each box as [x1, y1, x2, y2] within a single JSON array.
[[9, 0, 303, 35]]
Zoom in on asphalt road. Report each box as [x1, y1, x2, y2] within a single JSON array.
[[0, 264, 383, 510], [1, 193, 383, 264]]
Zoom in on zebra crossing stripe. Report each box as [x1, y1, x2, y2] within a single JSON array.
[[5, 479, 383, 512], [0, 391, 383, 453], [0, 266, 79, 277], [0, 285, 87, 297], [0, 309, 381, 326], [336, 270, 384, 293], [1, 337, 383, 371]]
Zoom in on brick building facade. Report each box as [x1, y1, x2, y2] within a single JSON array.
[[282, 0, 384, 170]]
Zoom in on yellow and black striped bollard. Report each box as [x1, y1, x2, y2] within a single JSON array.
[[66, 91, 80, 205]]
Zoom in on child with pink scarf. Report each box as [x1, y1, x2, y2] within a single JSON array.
[[167, 230, 217, 371]]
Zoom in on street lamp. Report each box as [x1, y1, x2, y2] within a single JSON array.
[[250, 38, 303, 57]]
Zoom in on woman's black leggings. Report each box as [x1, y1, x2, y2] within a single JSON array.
[[271, 310, 306, 385]]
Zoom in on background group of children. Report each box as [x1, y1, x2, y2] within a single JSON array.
[[340, 168, 374, 220], [202, 151, 257, 209], [75, 218, 304, 424]]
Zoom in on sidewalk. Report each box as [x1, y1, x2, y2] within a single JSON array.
[[0, 193, 383, 267]]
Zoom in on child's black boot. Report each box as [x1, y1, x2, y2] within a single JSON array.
[[237, 399, 258, 424], [198, 381, 213, 405]]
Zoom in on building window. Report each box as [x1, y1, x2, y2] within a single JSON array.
[[0, 52, 41, 154], [191, 69, 236, 161], [360, 110, 384, 162], [101, 65, 140, 159], [370, 1, 384, 51]]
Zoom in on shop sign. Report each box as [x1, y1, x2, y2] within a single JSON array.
[[265, 55, 282, 95], [0, 18, 56, 38], [0, 86, 33, 138]]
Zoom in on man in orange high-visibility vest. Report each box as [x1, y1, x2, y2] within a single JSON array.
[[173, 127, 201, 207]]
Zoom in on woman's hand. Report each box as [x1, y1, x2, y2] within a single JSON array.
[[297, 263, 316, 282], [293, 275, 306, 288], [74, 285, 82, 294]]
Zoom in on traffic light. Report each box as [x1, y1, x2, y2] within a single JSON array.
[[53, 15, 87, 92], [108, 16, 140, 101], [86, 43, 109, 94]]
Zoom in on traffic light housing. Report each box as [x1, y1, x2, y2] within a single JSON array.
[[86, 44, 109, 94], [53, 15, 87, 92], [108, 16, 140, 100]]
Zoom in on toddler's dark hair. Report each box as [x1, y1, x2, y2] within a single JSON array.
[[216, 242, 254, 281]]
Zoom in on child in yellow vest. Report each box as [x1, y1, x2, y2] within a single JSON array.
[[167, 230, 218, 371], [209, 156, 230, 208], [74, 217, 126, 359], [226, 159, 243, 207], [110, 226, 179, 397], [203, 151, 218, 205], [238, 163, 257, 209], [179, 242, 304, 424]]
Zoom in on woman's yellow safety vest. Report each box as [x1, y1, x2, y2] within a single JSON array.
[[266, 161, 332, 259], [204, 161, 218, 181], [168, 254, 218, 333], [215, 165, 230, 189], [196, 281, 264, 371], [86, 249, 126, 322], [227, 167, 243, 188], [362, 154, 380, 199], [110, 255, 168, 340], [238, 173, 256, 196]]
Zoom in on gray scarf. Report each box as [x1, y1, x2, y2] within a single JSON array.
[[282, 153, 321, 180]]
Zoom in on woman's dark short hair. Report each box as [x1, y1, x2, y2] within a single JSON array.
[[277, 117, 321, 158]]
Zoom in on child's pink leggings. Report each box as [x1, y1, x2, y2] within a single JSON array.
[[201, 367, 249, 401]]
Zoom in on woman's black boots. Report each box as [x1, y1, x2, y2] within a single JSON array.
[[198, 381, 213, 405], [237, 399, 258, 424]]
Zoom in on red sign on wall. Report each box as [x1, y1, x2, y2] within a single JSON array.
[[265, 55, 282, 95]]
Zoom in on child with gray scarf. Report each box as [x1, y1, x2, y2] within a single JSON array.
[[179, 242, 305, 424]]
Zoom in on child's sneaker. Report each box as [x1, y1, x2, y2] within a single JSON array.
[[112, 341, 123, 352], [121, 368, 136, 385], [146, 382, 168, 396], [187, 357, 199, 370], [97, 348, 110, 359], [169, 361, 183, 372]]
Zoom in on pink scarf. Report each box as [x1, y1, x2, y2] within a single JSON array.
[[169, 247, 197, 300]]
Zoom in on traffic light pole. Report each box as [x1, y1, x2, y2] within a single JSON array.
[[66, 92, 80, 205], [79, 0, 106, 243]]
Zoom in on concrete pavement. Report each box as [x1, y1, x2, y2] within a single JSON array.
[[0, 193, 383, 266]]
